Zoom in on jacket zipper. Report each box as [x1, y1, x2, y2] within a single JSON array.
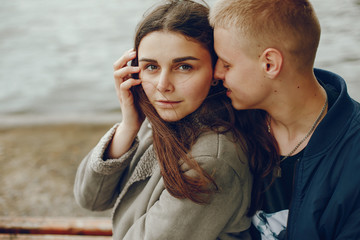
[[286, 157, 301, 239]]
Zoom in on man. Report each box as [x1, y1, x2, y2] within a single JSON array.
[[209, 0, 360, 239]]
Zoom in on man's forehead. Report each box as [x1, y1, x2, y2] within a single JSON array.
[[213, 28, 234, 62]]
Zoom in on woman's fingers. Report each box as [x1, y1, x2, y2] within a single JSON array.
[[114, 66, 140, 82], [113, 49, 140, 93], [119, 78, 142, 92], [113, 49, 142, 117], [113, 49, 136, 71], [113, 66, 140, 93], [115, 76, 141, 101]]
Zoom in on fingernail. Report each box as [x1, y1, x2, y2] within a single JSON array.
[[129, 51, 136, 57]]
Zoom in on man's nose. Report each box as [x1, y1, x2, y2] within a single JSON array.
[[214, 60, 225, 80]]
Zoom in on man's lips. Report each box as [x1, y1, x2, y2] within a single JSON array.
[[222, 82, 230, 90], [222, 84, 232, 96], [226, 89, 232, 96]]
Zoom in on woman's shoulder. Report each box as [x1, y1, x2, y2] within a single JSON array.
[[189, 130, 249, 177], [190, 130, 243, 157]]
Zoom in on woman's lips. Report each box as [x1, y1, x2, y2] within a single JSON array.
[[155, 100, 182, 108]]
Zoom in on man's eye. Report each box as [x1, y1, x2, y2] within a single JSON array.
[[223, 63, 230, 69]]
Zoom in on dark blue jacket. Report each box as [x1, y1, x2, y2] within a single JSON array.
[[287, 69, 360, 239]]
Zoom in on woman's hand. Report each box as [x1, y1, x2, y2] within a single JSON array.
[[105, 49, 144, 159], [113, 49, 143, 131]]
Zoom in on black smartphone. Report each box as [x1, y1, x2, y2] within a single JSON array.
[[131, 58, 139, 79]]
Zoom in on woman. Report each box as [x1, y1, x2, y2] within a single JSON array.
[[74, 0, 277, 239]]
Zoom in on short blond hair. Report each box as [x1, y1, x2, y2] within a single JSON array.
[[209, 0, 321, 69]]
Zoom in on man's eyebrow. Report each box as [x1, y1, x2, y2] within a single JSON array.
[[172, 56, 200, 63], [218, 57, 230, 65], [217, 55, 226, 62]]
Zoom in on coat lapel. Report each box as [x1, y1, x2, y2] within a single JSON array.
[[112, 145, 158, 214]]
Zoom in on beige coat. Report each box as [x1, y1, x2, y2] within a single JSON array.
[[74, 121, 252, 240]]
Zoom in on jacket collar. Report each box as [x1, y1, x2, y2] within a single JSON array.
[[303, 68, 356, 158]]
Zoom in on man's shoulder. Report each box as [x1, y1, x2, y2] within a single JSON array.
[[352, 99, 360, 121]]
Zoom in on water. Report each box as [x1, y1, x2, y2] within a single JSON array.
[[0, 0, 359, 122]]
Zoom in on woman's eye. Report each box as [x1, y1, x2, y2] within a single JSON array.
[[178, 64, 192, 71], [145, 65, 158, 71]]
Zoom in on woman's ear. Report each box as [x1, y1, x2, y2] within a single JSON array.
[[260, 48, 283, 79]]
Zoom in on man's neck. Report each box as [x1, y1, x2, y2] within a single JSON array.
[[267, 75, 328, 156]]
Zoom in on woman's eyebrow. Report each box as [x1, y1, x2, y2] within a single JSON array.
[[172, 56, 199, 63], [139, 56, 199, 63], [139, 58, 157, 63]]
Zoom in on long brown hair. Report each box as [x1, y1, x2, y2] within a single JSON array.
[[130, 0, 277, 216]]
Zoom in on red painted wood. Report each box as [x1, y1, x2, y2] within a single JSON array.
[[0, 217, 112, 236]]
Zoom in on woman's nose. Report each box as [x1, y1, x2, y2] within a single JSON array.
[[156, 71, 173, 92]]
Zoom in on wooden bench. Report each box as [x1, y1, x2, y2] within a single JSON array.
[[0, 217, 112, 240]]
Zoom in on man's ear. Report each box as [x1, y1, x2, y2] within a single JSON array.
[[260, 48, 283, 79]]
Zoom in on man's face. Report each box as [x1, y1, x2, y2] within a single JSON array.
[[213, 27, 270, 110]]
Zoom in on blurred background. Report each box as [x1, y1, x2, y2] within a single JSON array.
[[0, 0, 359, 217]]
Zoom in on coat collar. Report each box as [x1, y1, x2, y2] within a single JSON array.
[[304, 68, 356, 158], [112, 145, 158, 216]]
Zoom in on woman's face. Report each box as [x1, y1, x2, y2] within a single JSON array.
[[138, 31, 213, 122]]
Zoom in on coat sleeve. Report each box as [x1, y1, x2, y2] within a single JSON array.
[[122, 134, 252, 240], [73, 123, 140, 211]]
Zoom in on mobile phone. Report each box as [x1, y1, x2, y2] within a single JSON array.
[[130, 58, 139, 79]]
